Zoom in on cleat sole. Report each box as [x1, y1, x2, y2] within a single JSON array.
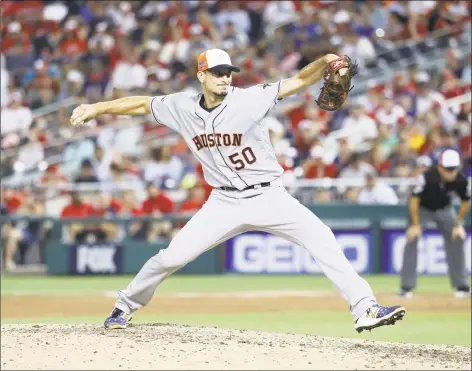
[[105, 323, 128, 330], [356, 308, 406, 334]]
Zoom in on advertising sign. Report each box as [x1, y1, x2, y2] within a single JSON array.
[[226, 230, 372, 274], [69, 243, 123, 275], [383, 230, 471, 275]]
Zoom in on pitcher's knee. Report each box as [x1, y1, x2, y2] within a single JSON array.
[[152, 247, 193, 271], [316, 224, 337, 245], [300, 223, 337, 248]]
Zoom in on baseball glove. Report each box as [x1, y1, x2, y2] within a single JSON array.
[[315, 55, 358, 111]]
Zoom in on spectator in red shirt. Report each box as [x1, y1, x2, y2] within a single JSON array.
[[90, 192, 122, 241], [142, 183, 174, 216], [178, 184, 207, 215], [41, 164, 68, 189], [142, 183, 174, 242], [178, 183, 206, 224], [120, 190, 143, 217], [60, 19, 88, 58], [176, 184, 207, 229], [118, 190, 145, 240], [60, 191, 93, 242], [91, 192, 122, 217], [1, 22, 33, 56], [303, 145, 338, 179], [60, 192, 92, 218], [2, 188, 24, 214]]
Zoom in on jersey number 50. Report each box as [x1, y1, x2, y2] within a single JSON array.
[[229, 147, 256, 170]]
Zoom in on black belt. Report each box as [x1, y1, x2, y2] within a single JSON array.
[[219, 182, 271, 192]]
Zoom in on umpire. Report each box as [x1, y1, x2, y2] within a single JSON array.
[[400, 149, 471, 298]]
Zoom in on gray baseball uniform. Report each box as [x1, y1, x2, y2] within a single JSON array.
[[114, 82, 377, 320]]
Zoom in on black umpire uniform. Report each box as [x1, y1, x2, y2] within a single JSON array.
[[400, 150, 471, 295]]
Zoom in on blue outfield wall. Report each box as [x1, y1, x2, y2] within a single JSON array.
[[2, 204, 470, 275]]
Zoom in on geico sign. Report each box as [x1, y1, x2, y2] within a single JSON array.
[[391, 234, 472, 274], [231, 233, 370, 273], [76, 244, 117, 273]]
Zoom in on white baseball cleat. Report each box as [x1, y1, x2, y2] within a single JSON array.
[[398, 289, 413, 299], [454, 289, 471, 298], [355, 304, 406, 333]]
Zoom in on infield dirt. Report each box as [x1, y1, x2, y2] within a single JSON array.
[[2, 323, 471, 370]]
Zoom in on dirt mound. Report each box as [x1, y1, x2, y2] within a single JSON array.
[[1, 324, 470, 370]]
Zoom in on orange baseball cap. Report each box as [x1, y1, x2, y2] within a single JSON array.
[[197, 49, 240, 73]]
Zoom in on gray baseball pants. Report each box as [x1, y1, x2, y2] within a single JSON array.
[[114, 185, 377, 320], [401, 206, 469, 290]]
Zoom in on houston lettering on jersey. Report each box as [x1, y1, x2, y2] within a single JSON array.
[[193, 133, 242, 151]]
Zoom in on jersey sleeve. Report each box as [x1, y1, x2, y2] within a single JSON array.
[[240, 81, 282, 120], [149, 94, 182, 133], [411, 173, 426, 196]]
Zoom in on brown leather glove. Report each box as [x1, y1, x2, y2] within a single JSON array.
[[315, 55, 358, 111]]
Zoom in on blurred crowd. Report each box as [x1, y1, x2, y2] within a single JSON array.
[[1, 0, 471, 256]]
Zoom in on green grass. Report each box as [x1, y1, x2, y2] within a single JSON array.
[[1, 275, 470, 346], [1, 274, 468, 295]]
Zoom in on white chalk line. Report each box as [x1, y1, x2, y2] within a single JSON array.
[[104, 290, 334, 299], [3, 289, 334, 299]]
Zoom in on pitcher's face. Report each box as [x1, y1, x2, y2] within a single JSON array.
[[199, 69, 232, 97]]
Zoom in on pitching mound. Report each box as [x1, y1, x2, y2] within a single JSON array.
[[1, 324, 470, 370]]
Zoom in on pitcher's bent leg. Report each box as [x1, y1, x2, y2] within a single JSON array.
[[254, 190, 376, 320], [279, 223, 376, 320], [115, 194, 243, 314]]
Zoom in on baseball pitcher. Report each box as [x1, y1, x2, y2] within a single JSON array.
[[71, 49, 406, 333]]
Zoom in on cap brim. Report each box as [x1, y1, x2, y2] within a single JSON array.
[[207, 64, 240, 73], [442, 166, 459, 171]]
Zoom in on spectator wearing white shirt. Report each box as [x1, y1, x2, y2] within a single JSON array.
[[158, 27, 190, 65], [339, 152, 376, 179], [335, 10, 376, 69], [357, 171, 399, 205], [88, 22, 115, 52], [221, 21, 249, 51], [91, 146, 115, 182], [414, 72, 455, 128], [214, 2, 251, 36], [414, 72, 445, 116], [341, 102, 378, 152], [411, 155, 433, 177], [107, 2, 138, 35], [16, 132, 45, 172], [262, 1, 297, 35], [1, 91, 33, 143], [375, 94, 408, 130], [143, 145, 184, 187], [340, 32, 376, 70], [111, 50, 147, 91]]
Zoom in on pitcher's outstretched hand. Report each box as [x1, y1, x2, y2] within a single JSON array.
[[70, 104, 98, 127]]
